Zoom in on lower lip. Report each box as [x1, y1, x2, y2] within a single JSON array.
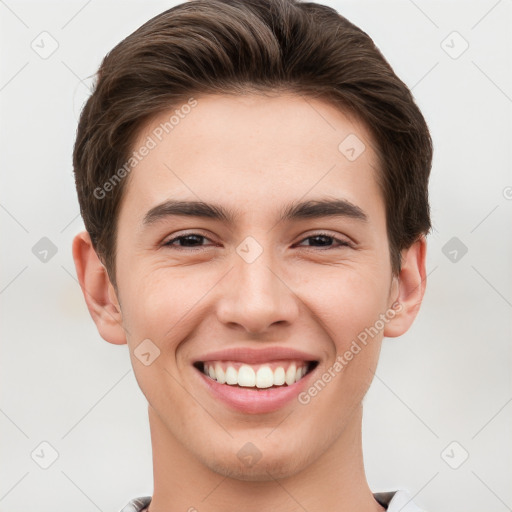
[[195, 365, 316, 414]]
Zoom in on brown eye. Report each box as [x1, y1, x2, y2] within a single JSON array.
[[164, 233, 211, 248], [297, 233, 351, 249]]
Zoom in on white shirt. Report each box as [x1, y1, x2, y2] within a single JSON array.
[[375, 490, 426, 511], [120, 490, 427, 511]]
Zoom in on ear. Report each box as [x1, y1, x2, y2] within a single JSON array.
[[72, 231, 127, 345], [383, 235, 427, 338]]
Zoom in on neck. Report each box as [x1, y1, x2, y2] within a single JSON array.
[[146, 404, 384, 512]]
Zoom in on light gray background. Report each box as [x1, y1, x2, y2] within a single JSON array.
[[1, 1, 511, 511]]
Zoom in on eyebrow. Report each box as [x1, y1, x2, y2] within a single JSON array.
[[142, 197, 368, 226]]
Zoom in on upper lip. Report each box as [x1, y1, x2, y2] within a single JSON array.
[[194, 346, 319, 365]]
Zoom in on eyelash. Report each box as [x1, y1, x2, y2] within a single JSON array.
[[163, 232, 352, 250]]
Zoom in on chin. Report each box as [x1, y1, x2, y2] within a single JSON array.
[[205, 450, 310, 482]]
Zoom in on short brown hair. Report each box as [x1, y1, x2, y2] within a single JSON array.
[[73, 0, 432, 288]]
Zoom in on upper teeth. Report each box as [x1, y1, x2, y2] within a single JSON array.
[[202, 361, 309, 388]]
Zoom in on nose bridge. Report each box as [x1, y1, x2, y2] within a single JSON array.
[[238, 252, 280, 303], [216, 238, 298, 333]]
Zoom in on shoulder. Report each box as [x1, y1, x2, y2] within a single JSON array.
[[119, 496, 152, 512], [122, 492, 429, 512], [374, 490, 428, 511]]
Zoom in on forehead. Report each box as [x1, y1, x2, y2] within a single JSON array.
[[119, 93, 384, 226]]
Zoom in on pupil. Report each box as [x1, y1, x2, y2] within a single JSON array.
[[182, 235, 202, 246], [312, 235, 330, 246]]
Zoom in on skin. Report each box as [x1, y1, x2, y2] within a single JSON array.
[[73, 93, 427, 512]]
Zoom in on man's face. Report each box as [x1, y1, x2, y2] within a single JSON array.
[[112, 94, 400, 479]]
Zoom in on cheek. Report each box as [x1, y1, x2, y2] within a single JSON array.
[[117, 263, 216, 345], [292, 263, 390, 345], [295, 272, 386, 428]]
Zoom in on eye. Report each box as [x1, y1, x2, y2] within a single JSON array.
[[296, 233, 352, 249], [162, 232, 352, 250], [163, 233, 213, 249]]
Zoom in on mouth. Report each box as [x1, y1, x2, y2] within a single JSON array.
[[192, 358, 320, 414], [193, 360, 319, 390]]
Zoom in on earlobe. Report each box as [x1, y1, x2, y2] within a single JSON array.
[[383, 235, 427, 338], [72, 231, 127, 345]]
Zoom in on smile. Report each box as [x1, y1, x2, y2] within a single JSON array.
[[193, 349, 320, 414], [195, 360, 318, 389]]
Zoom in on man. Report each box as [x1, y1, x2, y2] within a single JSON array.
[[72, 0, 432, 510]]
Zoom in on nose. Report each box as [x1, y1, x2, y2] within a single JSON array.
[[216, 247, 300, 335]]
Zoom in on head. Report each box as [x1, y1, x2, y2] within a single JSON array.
[[72, 0, 431, 481]]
